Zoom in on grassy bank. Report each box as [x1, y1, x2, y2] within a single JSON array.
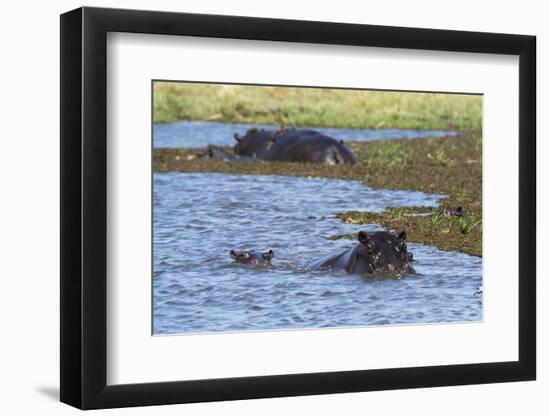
[[153, 82, 482, 131], [154, 133, 482, 256]]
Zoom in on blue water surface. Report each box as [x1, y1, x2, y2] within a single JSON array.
[[153, 120, 459, 148], [153, 173, 482, 334]]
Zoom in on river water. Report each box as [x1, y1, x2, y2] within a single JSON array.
[[153, 120, 459, 148], [153, 173, 482, 335]]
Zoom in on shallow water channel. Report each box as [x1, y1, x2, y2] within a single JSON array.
[[153, 173, 482, 335], [153, 121, 459, 148]]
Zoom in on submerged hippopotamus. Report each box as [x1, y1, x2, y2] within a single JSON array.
[[229, 249, 274, 266], [233, 127, 357, 165], [308, 230, 415, 276]]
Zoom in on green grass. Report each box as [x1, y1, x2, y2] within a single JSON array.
[[334, 207, 482, 256], [153, 82, 482, 131]]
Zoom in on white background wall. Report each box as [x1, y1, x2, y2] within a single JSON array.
[[0, 0, 545, 415]]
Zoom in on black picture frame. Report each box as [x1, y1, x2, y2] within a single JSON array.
[[60, 6, 536, 410]]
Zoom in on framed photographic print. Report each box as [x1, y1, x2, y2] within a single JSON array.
[[60, 6, 536, 410]]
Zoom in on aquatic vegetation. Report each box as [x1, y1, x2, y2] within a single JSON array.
[[334, 208, 481, 257], [428, 148, 450, 166], [367, 141, 413, 170]]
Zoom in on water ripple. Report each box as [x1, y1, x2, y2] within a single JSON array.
[[153, 172, 481, 334]]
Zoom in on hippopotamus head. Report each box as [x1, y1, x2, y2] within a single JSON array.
[[350, 230, 415, 275], [229, 249, 274, 266], [233, 128, 273, 157]]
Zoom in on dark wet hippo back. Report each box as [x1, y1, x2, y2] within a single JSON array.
[[233, 129, 273, 159], [309, 230, 415, 276], [234, 128, 357, 165], [229, 249, 274, 266], [266, 129, 357, 165]]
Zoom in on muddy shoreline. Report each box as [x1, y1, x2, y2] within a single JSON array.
[[153, 132, 482, 256]]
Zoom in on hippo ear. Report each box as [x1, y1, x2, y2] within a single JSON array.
[[398, 230, 407, 241], [233, 133, 243, 142], [263, 250, 274, 261], [229, 250, 238, 259], [358, 231, 370, 244]]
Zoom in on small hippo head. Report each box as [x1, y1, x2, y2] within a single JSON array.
[[352, 230, 415, 275], [229, 249, 274, 266], [233, 128, 274, 157]]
